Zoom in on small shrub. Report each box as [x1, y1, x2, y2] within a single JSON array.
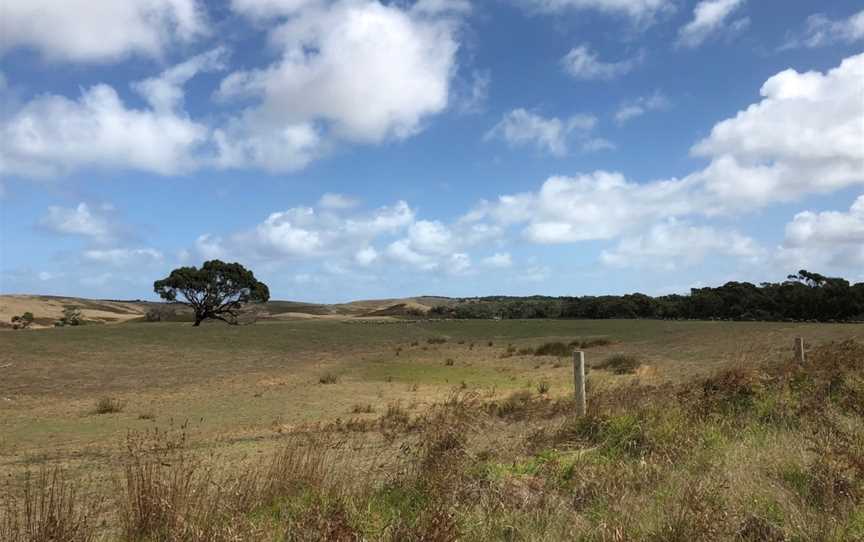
[[596, 354, 642, 375], [534, 342, 570, 357], [138, 412, 155, 420], [570, 338, 613, 349], [427, 337, 447, 344], [319, 373, 339, 385], [55, 307, 83, 327], [492, 389, 534, 418], [487, 341, 494, 347], [537, 381, 550, 394], [445, 358, 455, 366], [517, 347, 535, 356], [94, 397, 124, 415], [351, 404, 374, 414], [10, 312, 34, 330]]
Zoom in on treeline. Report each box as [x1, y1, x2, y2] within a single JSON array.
[[429, 270, 864, 322]]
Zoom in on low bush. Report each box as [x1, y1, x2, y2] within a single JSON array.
[[534, 342, 570, 357], [94, 397, 124, 415], [318, 373, 339, 385], [596, 354, 642, 374]]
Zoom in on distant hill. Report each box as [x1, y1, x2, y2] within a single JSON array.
[[0, 294, 454, 329]]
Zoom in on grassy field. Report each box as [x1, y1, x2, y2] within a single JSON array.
[[2, 318, 864, 540]]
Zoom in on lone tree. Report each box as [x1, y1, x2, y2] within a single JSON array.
[[153, 260, 270, 326]]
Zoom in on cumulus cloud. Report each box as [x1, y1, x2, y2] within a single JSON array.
[[690, 53, 864, 208], [600, 219, 761, 269], [775, 195, 864, 271], [0, 0, 207, 62], [215, 0, 461, 170], [561, 45, 641, 80], [614, 92, 669, 124], [39, 203, 115, 242], [677, 0, 747, 48], [466, 171, 697, 243], [132, 47, 229, 114], [516, 0, 672, 21], [1, 56, 216, 177], [784, 9, 864, 49], [485, 109, 610, 156], [466, 52, 863, 255], [194, 201, 415, 262]]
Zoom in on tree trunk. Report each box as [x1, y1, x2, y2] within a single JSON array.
[[193, 313, 204, 326]]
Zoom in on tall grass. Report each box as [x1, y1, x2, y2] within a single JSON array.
[[3, 340, 864, 540]]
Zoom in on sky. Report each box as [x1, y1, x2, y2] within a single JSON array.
[[0, 0, 863, 303]]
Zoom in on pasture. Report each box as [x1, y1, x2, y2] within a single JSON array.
[[2, 318, 864, 540]]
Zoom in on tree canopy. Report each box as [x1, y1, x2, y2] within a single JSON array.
[[153, 260, 270, 326], [429, 270, 864, 323]]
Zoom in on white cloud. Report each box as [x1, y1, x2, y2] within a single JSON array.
[[196, 200, 415, 262], [561, 45, 641, 80], [600, 219, 761, 269], [467, 53, 864, 269], [230, 0, 317, 19], [677, 0, 746, 49], [386, 239, 439, 270], [785, 9, 864, 49], [485, 109, 606, 156], [355, 246, 379, 266], [467, 171, 696, 243], [38, 271, 64, 281], [195, 234, 227, 260], [785, 196, 864, 247], [132, 47, 229, 114], [411, 0, 472, 15], [0, 0, 207, 62], [216, 0, 461, 170], [517, 0, 672, 21], [448, 253, 472, 275], [614, 92, 669, 124], [1, 83, 208, 178], [454, 70, 491, 115], [40, 203, 114, 242], [82, 248, 164, 268], [482, 252, 513, 268], [318, 193, 360, 210], [690, 53, 864, 208], [775, 196, 864, 272]]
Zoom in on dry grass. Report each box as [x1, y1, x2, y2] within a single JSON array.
[[2, 340, 864, 540], [3, 320, 864, 540]]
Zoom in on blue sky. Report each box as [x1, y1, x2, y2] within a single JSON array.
[[1, 0, 863, 302]]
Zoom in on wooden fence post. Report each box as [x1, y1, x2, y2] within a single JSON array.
[[794, 337, 806, 363], [573, 350, 586, 416]]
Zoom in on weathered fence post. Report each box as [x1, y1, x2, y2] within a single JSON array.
[[573, 350, 586, 416], [794, 337, 806, 363]]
